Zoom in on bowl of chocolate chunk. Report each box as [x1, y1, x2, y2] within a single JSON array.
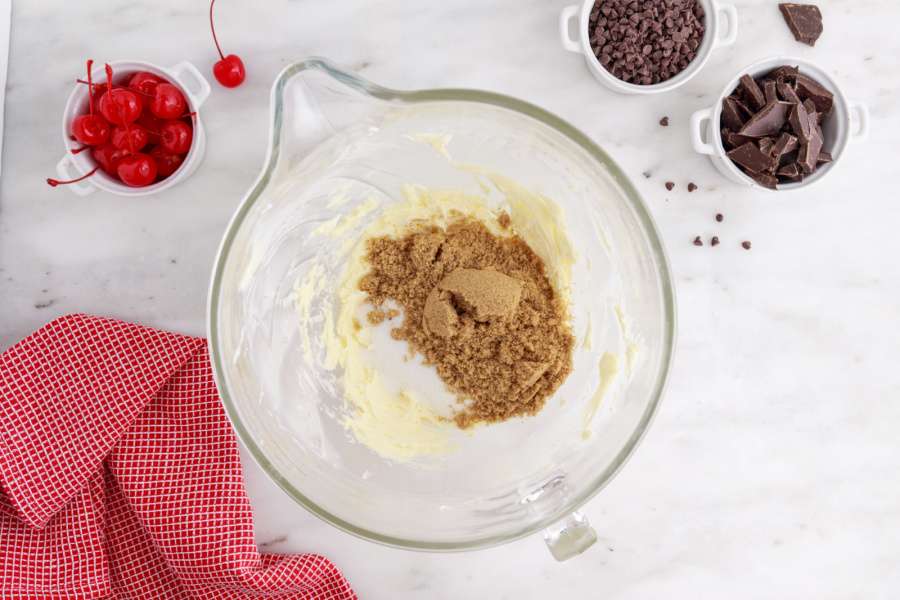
[[690, 57, 869, 190], [559, 0, 738, 94]]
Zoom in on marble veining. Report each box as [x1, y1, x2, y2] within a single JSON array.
[[2, 0, 899, 597]]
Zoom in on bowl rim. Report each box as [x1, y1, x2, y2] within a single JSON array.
[[206, 57, 677, 552]]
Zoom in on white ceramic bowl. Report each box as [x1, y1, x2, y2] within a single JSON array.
[[689, 56, 869, 192], [56, 60, 211, 197], [559, 0, 738, 95]]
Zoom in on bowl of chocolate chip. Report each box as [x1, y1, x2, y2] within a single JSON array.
[[559, 0, 738, 94], [690, 57, 869, 191]]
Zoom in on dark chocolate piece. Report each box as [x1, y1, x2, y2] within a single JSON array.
[[687, 182, 698, 192], [721, 97, 747, 131], [779, 150, 799, 167], [715, 213, 724, 223], [768, 65, 800, 82], [665, 181, 675, 191], [723, 130, 754, 149], [795, 74, 834, 114], [817, 151, 833, 164], [759, 137, 775, 155], [741, 241, 753, 250], [799, 129, 824, 174], [772, 132, 799, 161], [779, 3, 823, 47], [659, 116, 669, 127], [727, 142, 777, 174], [749, 171, 778, 189], [764, 80, 778, 104], [789, 102, 812, 142], [693, 236, 703, 247], [739, 101, 792, 137], [802, 98, 817, 116], [739, 74, 767, 111], [777, 162, 802, 181], [710, 236, 720, 247], [777, 80, 801, 104]]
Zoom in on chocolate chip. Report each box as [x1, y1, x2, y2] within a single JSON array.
[[711, 236, 720, 247], [665, 181, 675, 191], [659, 116, 669, 126], [715, 213, 724, 222], [741, 241, 752, 250], [693, 236, 703, 246], [779, 3, 823, 47], [687, 182, 698, 192]]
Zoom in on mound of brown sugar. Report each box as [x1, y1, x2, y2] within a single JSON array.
[[358, 216, 574, 428]]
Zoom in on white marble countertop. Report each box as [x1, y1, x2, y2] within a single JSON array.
[[2, 0, 899, 597]]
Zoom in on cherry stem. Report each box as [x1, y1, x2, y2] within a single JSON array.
[[209, 0, 226, 60], [77, 79, 155, 99], [47, 166, 99, 187], [70, 145, 89, 155], [86, 59, 95, 116]]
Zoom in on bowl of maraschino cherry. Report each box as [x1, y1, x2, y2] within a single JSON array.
[[50, 59, 212, 196]]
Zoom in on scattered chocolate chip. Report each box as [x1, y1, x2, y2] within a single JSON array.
[[720, 66, 834, 188], [715, 213, 723, 222], [741, 241, 752, 250], [687, 182, 698, 192], [665, 181, 675, 191], [711, 236, 720, 246], [779, 3, 823, 47], [659, 116, 669, 127], [34, 299, 56, 309], [643, 171, 652, 178], [693, 236, 703, 247], [588, 0, 706, 85]]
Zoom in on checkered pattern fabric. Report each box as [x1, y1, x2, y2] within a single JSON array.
[[0, 314, 356, 599]]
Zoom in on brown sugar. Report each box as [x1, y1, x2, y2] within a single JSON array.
[[358, 217, 574, 428]]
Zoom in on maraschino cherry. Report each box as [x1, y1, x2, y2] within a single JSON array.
[[209, 0, 245, 87], [71, 60, 110, 146], [99, 64, 142, 125], [117, 153, 158, 187]]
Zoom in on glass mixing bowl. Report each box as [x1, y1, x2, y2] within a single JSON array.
[[208, 58, 675, 560]]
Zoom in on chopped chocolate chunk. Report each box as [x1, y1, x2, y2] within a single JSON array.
[[779, 3, 823, 47], [727, 142, 777, 174], [768, 65, 800, 82], [693, 236, 703, 247], [659, 116, 669, 127], [739, 101, 792, 137], [764, 80, 778, 104], [771, 132, 799, 161], [738, 74, 766, 110], [665, 181, 675, 191], [741, 240, 752, 250], [795, 74, 834, 114], [776, 162, 802, 181], [750, 172, 778, 189], [777, 80, 801, 104], [687, 182, 698, 192], [759, 137, 775, 155], [789, 101, 812, 142], [779, 149, 799, 168], [817, 151, 833, 164], [722, 97, 747, 131], [799, 128, 823, 174], [710, 236, 720, 247], [722, 129, 754, 149], [715, 213, 724, 223]]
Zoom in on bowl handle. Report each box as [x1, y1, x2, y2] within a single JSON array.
[[848, 101, 869, 142], [543, 511, 597, 561], [559, 5, 582, 54], [713, 4, 739, 48], [169, 61, 211, 108], [55, 155, 96, 197], [690, 107, 716, 156]]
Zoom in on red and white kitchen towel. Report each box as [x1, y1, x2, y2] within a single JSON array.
[[0, 314, 356, 599]]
